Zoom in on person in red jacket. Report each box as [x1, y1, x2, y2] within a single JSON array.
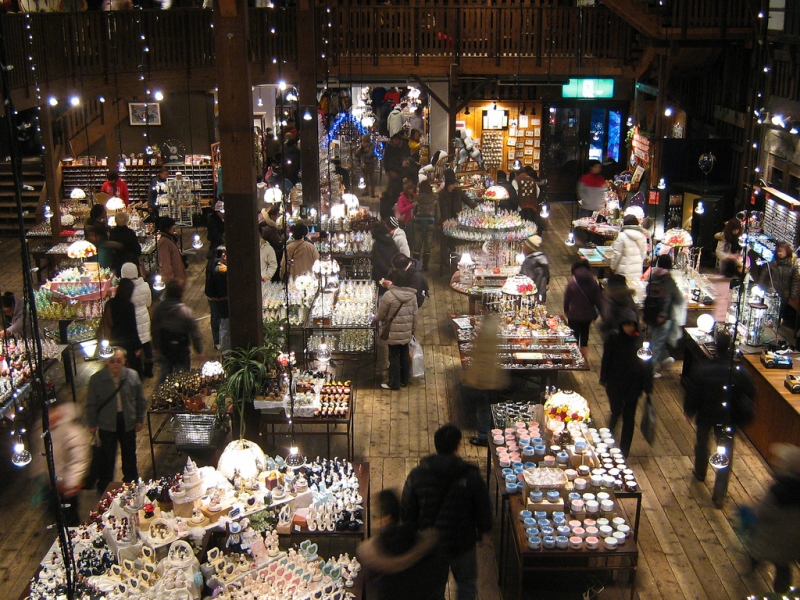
[[102, 171, 130, 206]]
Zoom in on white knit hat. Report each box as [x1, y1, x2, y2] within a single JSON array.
[[120, 263, 139, 280]]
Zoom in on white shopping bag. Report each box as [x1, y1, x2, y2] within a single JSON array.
[[409, 337, 425, 378]]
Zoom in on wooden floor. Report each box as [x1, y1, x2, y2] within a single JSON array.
[[0, 203, 785, 599]]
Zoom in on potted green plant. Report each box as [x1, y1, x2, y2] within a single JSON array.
[[216, 345, 271, 440]]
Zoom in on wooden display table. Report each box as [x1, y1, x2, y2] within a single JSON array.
[[450, 278, 503, 315], [502, 493, 638, 600], [740, 352, 800, 462], [452, 315, 590, 387], [258, 389, 355, 462]]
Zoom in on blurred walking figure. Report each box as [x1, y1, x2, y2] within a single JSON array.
[[600, 310, 653, 457], [356, 489, 439, 600], [643, 254, 684, 378], [462, 314, 509, 447], [598, 274, 637, 342], [746, 443, 800, 593]]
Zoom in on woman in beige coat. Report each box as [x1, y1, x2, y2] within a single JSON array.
[[157, 217, 186, 286], [280, 223, 320, 279], [374, 268, 418, 390]]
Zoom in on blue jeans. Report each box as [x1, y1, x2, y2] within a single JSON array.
[[649, 319, 672, 365], [208, 299, 229, 347], [449, 546, 478, 600]]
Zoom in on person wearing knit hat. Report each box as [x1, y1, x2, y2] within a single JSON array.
[[120, 262, 153, 377], [520, 235, 549, 303], [206, 201, 225, 259], [438, 169, 477, 222]]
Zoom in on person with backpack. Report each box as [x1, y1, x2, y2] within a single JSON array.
[[610, 214, 648, 285], [519, 235, 550, 303], [683, 332, 755, 481], [151, 280, 204, 384], [598, 273, 638, 342], [401, 424, 492, 600], [643, 254, 684, 378]]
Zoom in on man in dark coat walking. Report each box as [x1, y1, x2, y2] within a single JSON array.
[[401, 424, 492, 600]]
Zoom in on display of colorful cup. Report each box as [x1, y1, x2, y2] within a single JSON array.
[[613, 531, 626, 544], [578, 465, 591, 477], [565, 469, 577, 481], [584, 518, 597, 527], [568, 519, 582, 529], [585, 526, 599, 537], [523, 446, 535, 457], [616, 524, 631, 538], [534, 444, 546, 455], [546, 490, 560, 502], [534, 511, 547, 520], [553, 512, 566, 520], [556, 525, 571, 537], [543, 456, 556, 467], [530, 491, 543, 503], [569, 536, 583, 550], [585, 500, 600, 514], [540, 526, 554, 538], [493, 435, 505, 445], [527, 536, 542, 550], [556, 535, 569, 549], [524, 461, 536, 469], [525, 526, 539, 537], [574, 478, 587, 490], [599, 525, 614, 537], [554, 517, 567, 528], [519, 510, 532, 522], [572, 526, 586, 539], [543, 536, 556, 549], [537, 519, 551, 529], [604, 536, 618, 550], [601, 499, 615, 514], [585, 536, 600, 550]]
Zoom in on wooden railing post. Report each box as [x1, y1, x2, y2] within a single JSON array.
[[495, 7, 502, 66], [454, 7, 461, 65], [413, 6, 420, 66]]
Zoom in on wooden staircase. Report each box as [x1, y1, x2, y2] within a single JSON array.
[[0, 159, 45, 235]]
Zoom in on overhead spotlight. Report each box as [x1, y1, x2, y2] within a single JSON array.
[[303, 108, 313, 121], [772, 114, 785, 127], [154, 90, 164, 101], [70, 96, 80, 106], [626, 116, 634, 127], [564, 231, 575, 247], [695, 201, 705, 215], [664, 106, 673, 117], [657, 178, 666, 190], [637, 341, 653, 361], [48, 97, 58, 106], [98, 96, 105, 103], [257, 97, 263, 107], [278, 80, 287, 91], [512, 159, 522, 171]]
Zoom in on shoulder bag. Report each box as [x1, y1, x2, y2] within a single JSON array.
[[574, 278, 600, 320], [379, 298, 409, 341], [640, 393, 657, 445]]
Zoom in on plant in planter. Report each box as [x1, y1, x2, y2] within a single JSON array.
[[216, 345, 272, 440]]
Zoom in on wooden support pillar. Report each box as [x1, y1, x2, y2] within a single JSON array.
[[40, 105, 61, 240], [102, 100, 118, 168], [214, 0, 262, 350], [448, 64, 459, 160], [297, 0, 320, 209]]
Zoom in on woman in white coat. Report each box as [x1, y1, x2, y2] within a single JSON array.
[[610, 215, 648, 285], [121, 262, 153, 377]]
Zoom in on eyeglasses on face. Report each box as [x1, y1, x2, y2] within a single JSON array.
[[107, 358, 125, 364]]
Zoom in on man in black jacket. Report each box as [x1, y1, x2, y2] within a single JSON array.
[[205, 246, 229, 352], [684, 332, 755, 481], [401, 424, 492, 600], [109, 212, 141, 275]]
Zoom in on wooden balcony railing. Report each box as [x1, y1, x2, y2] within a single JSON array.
[[7, 2, 762, 93]]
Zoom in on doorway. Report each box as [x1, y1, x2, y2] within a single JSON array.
[[542, 103, 626, 202]]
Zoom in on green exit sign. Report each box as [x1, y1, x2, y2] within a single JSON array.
[[562, 79, 615, 99]]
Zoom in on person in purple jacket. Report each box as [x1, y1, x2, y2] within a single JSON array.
[[563, 258, 603, 360]]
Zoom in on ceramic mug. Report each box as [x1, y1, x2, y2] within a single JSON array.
[[527, 535, 542, 550], [519, 510, 532, 522], [556, 535, 569, 549], [543, 536, 556, 549]]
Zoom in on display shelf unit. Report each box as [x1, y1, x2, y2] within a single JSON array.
[[61, 163, 214, 203]]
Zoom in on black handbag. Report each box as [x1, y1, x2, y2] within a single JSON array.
[[640, 393, 657, 445], [84, 378, 127, 490]]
